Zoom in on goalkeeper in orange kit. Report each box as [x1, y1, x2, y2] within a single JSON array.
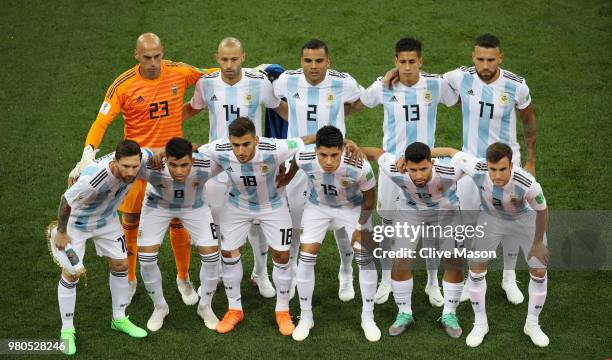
[[68, 33, 217, 305]]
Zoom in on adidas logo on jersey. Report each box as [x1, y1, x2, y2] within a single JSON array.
[[293, 92, 300, 99], [467, 89, 474, 96], [389, 96, 398, 102], [210, 95, 218, 101], [136, 96, 145, 104]]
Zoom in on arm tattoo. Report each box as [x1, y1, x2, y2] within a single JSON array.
[[57, 195, 71, 233]]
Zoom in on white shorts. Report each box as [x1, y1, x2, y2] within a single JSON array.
[[377, 171, 400, 220], [219, 201, 293, 252], [472, 211, 547, 268], [59, 216, 127, 260], [138, 205, 217, 247], [300, 202, 360, 245], [392, 209, 463, 253], [205, 173, 229, 223]]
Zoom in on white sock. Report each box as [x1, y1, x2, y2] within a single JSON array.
[[109, 270, 129, 320], [222, 255, 243, 310], [58, 276, 78, 330], [138, 252, 166, 306], [297, 252, 317, 319], [248, 225, 268, 277], [503, 269, 517, 283], [442, 280, 463, 315], [380, 218, 393, 283], [289, 232, 300, 276], [391, 278, 413, 314], [355, 249, 377, 321], [468, 270, 488, 325], [502, 239, 520, 271], [334, 229, 354, 277], [199, 251, 220, 307], [273, 260, 292, 312], [424, 239, 440, 287], [526, 273, 547, 325]]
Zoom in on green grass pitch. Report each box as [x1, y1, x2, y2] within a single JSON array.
[[1, 0, 611, 359]]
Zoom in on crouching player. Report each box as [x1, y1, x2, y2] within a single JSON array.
[[51, 140, 152, 355], [138, 138, 223, 332], [363, 142, 466, 338], [290, 126, 378, 342], [434, 143, 549, 347], [198, 117, 315, 336]]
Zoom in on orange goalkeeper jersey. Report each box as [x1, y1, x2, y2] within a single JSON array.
[[85, 60, 214, 148]]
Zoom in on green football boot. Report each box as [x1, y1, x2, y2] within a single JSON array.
[[388, 312, 414, 336], [439, 313, 463, 338], [60, 328, 76, 355], [111, 316, 148, 338]]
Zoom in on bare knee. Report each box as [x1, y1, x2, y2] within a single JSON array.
[[109, 259, 128, 272], [61, 270, 79, 282], [529, 268, 547, 278], [300, 243, 320, 255], [271, 250, 290, 264]]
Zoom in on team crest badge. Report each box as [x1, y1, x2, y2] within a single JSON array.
[[423, 90, 433, 103], [193, 181, 200, 188], [136, 96, 145, 104], [245, 93, 253, 104], [437, 185, 444, 193], [261, 164, 269, 173], [500, 92, 509, 105], [172, 84, 178, 96], [327, 91, 334, 104], [340, 178, 350, 188], [510, 193, 519, 205]]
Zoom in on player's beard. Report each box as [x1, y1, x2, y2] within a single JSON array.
[[478, 68, 497, 81]]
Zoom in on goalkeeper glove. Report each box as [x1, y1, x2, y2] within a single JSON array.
[[68, 145, 98, 184]]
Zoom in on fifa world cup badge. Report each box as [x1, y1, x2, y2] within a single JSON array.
[[500, 92, 509, 105]]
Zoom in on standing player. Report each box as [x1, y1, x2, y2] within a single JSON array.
[[67, 33, 217, 305], [52, 140, 152, 355], [273, 39, 363, 301], [137, 138, 223, 332], [350, 38, 458, 306], [198, 117, 315, 336], [362, 143, 465, 338], [183, 37, 288, 298], [291, 126, 378, 342], [443, 34, 539, 304], [433, 144, 549, 347]]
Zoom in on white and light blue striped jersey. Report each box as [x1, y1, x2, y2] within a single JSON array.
[[198, 137, 305, 211], [273, 69, 362, 138], [143, 152, 223, 210], [377, 152, 462, 210], [360, 73, 457, 157], [444, 67, 531, 163], [454, 151, 546, 220], [190, 68, 281, 141], [296, 146, 376, 208], [64, 149, 153, 232]]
